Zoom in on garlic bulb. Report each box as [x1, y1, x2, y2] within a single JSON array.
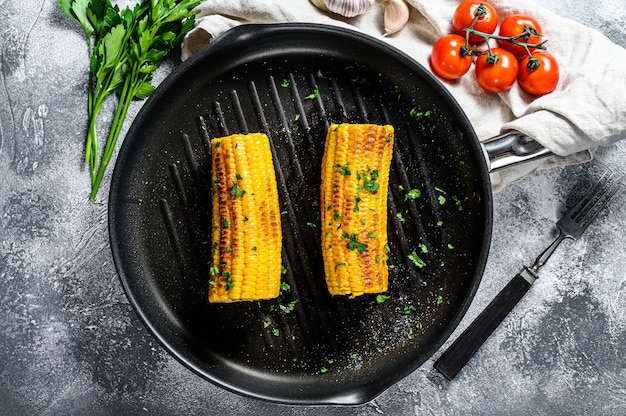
[[383, 0, 410, 36], [310, 0, 375, 18]]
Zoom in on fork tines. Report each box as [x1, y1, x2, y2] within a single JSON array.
[[570, 171, 623, 229]]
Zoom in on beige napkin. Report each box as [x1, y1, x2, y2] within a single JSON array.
[[181, 0, 626, 190]]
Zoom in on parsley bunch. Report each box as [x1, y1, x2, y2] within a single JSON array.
[[60, 0, 202, 200]]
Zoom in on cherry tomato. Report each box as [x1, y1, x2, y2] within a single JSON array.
[[474, 48, 519, 93], [430, 34, 473, 80], [517, 51, 560, 96], [452, 0, 498, 44], [497, 14, 543, 57]]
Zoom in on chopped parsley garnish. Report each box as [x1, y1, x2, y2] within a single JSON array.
[[334, 262, 347, 271], [376, 294, 390, 304], [405, 188, 421, 200], [263, 318, 272, 328], [402, 305, 417, 315], [408, 251, 426, 268], [281, 79, 290, 87], [305, 84, 319, 100], [358, 166, 380, 194], [418, 243, 428, 253], [272, 328, 280, 336], [230, 182, 245, 197], [280, 282, 291, 291], [437, 295, 444, 305], [280, 300, 299, 313], [341, 233, 368, 254], [452, 195, 464, 211], [396, 212, 405, 222]]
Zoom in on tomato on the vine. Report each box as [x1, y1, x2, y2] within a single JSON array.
[[452, 0, 498, 44], [474, 48, 519, 93], [517, 51, 559, 96], [430, 34, 473, 80], [497, 14, 543, 57]]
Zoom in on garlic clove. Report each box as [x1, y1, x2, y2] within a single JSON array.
[[315, 0, 375, 18], [383, 0, 410, 37], [310, 0, 330, 13]]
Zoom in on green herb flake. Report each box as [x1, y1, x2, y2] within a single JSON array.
[[209, 266, 220, 275], [408, 251, 426, 268], [280, 300, 299, 313], [436, 220, 444, 226], [342, 233, 368, 254], [320, 367, 328, 374], [402, 305, 417, 315], [272, 328, 280, 336], [437, 295, 444, 305], [294, 114, 301, 121], [447, 243, 455, 250], [452, 195, 464, 211], [407, 328, 414, 340], [316, 69, 326, 79], [280, 282, 291, 291], [307, 222, 317, 228], [438, 195, 446, 205], [263, 318, 272, 328], [376, 294, 390, 304], [281, 79, 290, 87], [405, 188, 421, 200], [305, 84, 319, 100], [230, 182, 246, 197], [334, 262, 347, 271], [396, 213, 405, 222], [418, 243, 428, 254], [281, 266, 288, 275]]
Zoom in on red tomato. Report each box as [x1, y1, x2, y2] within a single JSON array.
[[497, 14, 543, 57], [430, 34, 473, 80], [474, 48, 519, 93], [518, 51, 560, 96], [452, 0, 498, 44]]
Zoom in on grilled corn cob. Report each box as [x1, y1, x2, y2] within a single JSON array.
[[209, 133, 282, 303], [320, 123, 394, 297]]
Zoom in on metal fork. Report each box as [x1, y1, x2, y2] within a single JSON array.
[[434, 171, 623, 381]]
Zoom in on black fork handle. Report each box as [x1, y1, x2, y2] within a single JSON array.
[[434, 267, 538, 380]]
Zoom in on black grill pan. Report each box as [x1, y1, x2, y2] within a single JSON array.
[[108, 23, 492, 405]]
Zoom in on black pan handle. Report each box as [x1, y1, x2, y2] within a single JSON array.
[[434, 267, 538, 380]]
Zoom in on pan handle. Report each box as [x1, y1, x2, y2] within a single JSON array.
[[433, 267, 537, 380], [481, 132, 553, 173]]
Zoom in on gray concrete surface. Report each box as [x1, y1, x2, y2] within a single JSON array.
[[1, 0, 626, 415]]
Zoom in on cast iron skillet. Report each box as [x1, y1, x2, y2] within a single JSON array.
[[109, 23, 492, 405]]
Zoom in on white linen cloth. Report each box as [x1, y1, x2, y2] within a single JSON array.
[[180, 0, 626, 190]]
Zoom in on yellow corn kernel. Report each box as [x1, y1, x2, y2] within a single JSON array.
[[209, 133, 282, 303], [320, 123, 394, 297]]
